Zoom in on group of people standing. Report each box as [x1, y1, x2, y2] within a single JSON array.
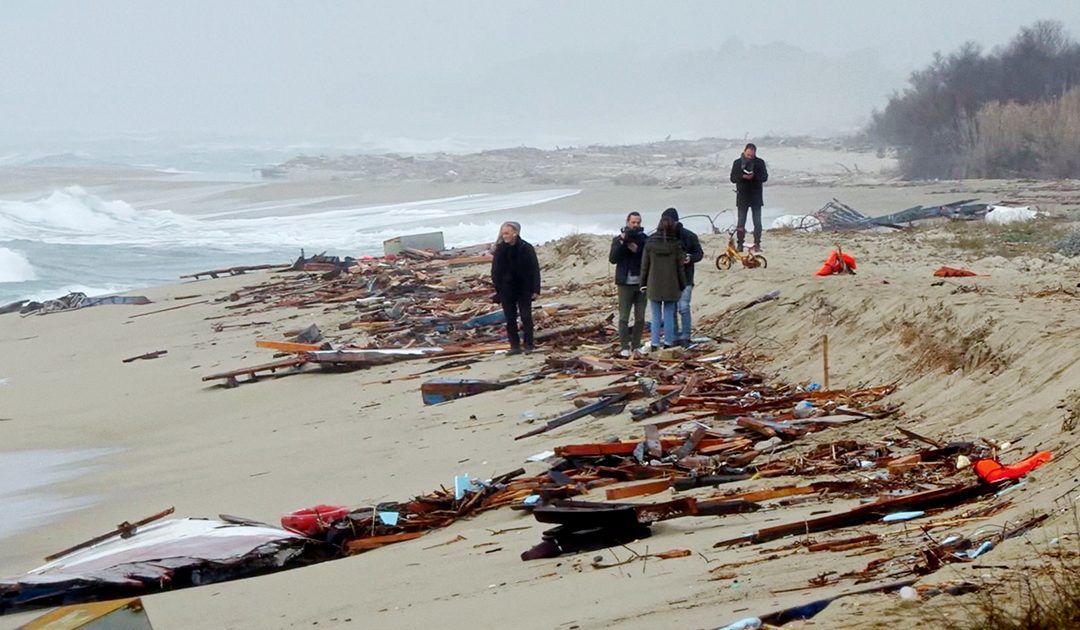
[[609, 208, 702, 355], [490, 143, 768, 357]]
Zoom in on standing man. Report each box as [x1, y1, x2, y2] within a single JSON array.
[[660, 208, 703, 347], [730, 143, 769, 252], [491, 221, 541, 355], [609, 211, 647, 357]]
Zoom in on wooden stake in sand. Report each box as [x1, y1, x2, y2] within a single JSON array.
[[822, 334, 830, 390]]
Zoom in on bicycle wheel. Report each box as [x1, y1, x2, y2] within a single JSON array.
[[716, 254, 732, 270], [752, 254, 768, 269]]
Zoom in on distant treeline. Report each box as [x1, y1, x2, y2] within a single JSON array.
[[869, 21, 1080, 179]]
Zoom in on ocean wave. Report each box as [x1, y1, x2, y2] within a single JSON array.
[[0, 187, 581, 251], [0, 247, 37, 283]]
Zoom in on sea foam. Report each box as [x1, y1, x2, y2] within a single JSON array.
[[0, 247, 37, 283]]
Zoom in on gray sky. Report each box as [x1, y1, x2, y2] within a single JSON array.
[[3, 0, 1079, 150]]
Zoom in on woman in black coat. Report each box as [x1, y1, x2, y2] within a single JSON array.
[[491, 221, 541, 354]]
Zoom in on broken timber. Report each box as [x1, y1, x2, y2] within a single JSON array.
[[45, 507, 176, 562], [181, 264, 288, 280], [714, 482, 1000, 548], [202, 356, 309, 387], [515, 393, 629, 440], [122, 350, 167, 363]]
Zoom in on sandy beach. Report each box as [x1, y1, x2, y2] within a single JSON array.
[[1, 162, 1079, 629]]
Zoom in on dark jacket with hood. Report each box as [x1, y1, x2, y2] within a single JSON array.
[[640, 232, 687, 302], [730, 156, 769, 207], [660, 209, 705, 286], [491, 238, 541, 300], [608, 227, 647, 285]]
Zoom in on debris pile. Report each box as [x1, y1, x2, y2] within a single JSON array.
[[195, 251, 614, 387]]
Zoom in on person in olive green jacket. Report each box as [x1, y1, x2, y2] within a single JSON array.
[[639, 215, 687, 350]]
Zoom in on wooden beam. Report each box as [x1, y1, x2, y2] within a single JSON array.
[[345, 531, 425, 554], [605, 478, 674, 501], [256, 340, 322, 353]]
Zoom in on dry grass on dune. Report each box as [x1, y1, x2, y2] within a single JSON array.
[[939, 529, 1080, 630], [551, 232, 599, 260], [945, 219, 1071, 258], [884, 302, 1008, 376]]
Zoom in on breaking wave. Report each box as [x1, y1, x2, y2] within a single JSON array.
[[0, 186, 581, 251], [0, 186, 586, 304], [0, 247, 37, 283]]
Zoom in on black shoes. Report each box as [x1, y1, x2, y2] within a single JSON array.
[[507, 347, 522, 356]]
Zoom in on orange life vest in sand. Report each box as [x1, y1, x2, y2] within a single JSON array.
[[933, 266, 976, 277], [815, 250, 856, 276], [973, 451, 1052, 483]]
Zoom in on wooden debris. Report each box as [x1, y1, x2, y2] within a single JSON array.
[[122, 350, 167, 363], [45, 507, 176, 561]]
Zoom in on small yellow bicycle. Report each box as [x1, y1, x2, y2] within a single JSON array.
[[715, 229, 767, 270]]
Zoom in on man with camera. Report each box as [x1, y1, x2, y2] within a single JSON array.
[[609, 211, 648, 357]]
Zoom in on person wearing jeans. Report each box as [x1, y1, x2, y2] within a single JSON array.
[[659, 208, 703, 347], [649, 299, 678, 349], [608, 212, 647, 356], [639, 215, 687, 350], [730, 142, 769, 252]]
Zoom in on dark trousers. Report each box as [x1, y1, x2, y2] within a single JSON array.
[[737, 205, 763, 247], [501, 295, 534, 349], [617, 284, 646, 350]]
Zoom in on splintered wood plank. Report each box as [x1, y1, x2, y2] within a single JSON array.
[[345, 531, 425, 554], [255, 340, 322, 353], [605, 478, 674, 501]]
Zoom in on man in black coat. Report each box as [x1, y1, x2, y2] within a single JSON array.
[[491, 221, 541, 355], [608, 211, 647, 355], [729, 143, 769, 252], [660, 208, 704, 347]]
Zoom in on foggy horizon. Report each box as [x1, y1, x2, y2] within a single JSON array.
[[3, 1, 1080, 154]]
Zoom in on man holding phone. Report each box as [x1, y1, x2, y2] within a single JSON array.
[[730, 143, 769, 252]]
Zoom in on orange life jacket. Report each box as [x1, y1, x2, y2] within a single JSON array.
[[815, 250, 857, 276]]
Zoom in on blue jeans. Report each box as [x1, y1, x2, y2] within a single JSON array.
[[675, 284, 693, 342], [649, 300, 677, 347]]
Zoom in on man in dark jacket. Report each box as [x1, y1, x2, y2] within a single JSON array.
[[491, 221, 541, 355], [609, 211, 647, 356], [729, 143, 769, 252], [660, 208, 704, 347]]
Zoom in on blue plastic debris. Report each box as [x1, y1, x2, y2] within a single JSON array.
[[462, 311, 506, 329], [454, 474, 473, 500], [967, 540, 994, 559]]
